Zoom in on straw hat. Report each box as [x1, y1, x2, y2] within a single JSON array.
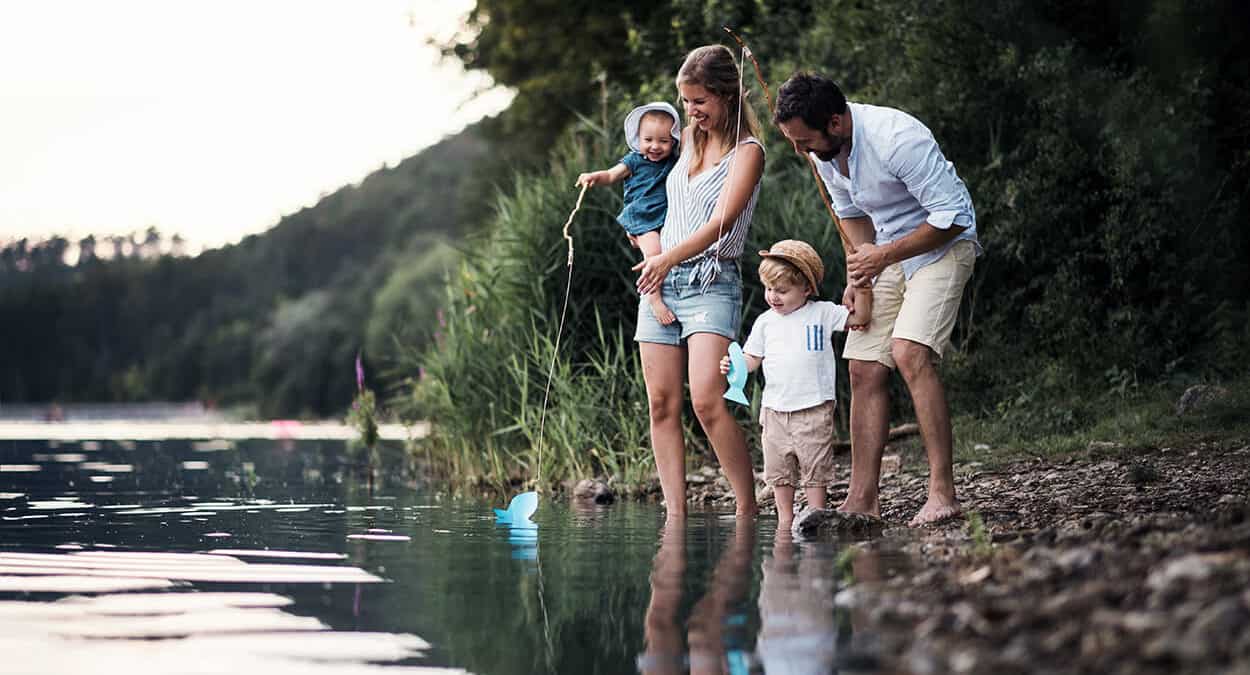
[[624, 102, 681, 153], [758, 240, 825, 295]]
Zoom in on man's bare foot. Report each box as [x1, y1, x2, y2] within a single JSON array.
[[837, 497, 880, 518], [648, 295, 676, 325], [908, 500, 962, 527]]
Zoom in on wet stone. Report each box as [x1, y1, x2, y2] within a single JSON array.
[[571, 479, 614, 505], [791, 508, 885, 539]]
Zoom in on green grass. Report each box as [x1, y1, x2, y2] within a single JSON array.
[[950, 372, 1250, 467]]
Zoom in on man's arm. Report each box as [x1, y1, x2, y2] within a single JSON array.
[[847, 222, 966, 287]]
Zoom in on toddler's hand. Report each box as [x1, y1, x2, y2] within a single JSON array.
[[719, 355, 732, 375], [576, 171, 603, 187]]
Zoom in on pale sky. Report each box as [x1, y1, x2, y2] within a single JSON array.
[[0, 0, 512, 251]]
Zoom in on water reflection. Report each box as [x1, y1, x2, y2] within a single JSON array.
[[758, 529, 840, 673], [0, 436, 911, 673], [640, 519, 756, 674]]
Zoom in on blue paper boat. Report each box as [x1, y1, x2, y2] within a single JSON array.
[[494, 491, 538, 528], [723, 342, 750, 406]]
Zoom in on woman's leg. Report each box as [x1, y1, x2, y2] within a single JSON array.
[[640, 342, 688, 519], [687, 332, 758, 517]]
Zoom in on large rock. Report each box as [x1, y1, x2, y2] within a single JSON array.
[[571, 479, 615, 505], [792, 507, 885, 539]]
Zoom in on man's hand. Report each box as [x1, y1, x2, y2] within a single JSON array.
[[847, 242, 890, 288], [719, 355, 732, 375]]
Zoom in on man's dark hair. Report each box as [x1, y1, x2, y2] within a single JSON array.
[[773, 73, 847, 130]]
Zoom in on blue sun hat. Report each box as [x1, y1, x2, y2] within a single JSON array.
[[624, 102, 681, 153]]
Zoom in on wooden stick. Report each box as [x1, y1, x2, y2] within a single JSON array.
[[722, 27, 857, 256]]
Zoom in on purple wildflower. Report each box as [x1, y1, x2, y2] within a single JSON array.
[[437, 308, 445, 328], [355, 353, 365, 393]]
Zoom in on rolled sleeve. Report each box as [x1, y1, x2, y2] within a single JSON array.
[[889, 132, 973, 229]]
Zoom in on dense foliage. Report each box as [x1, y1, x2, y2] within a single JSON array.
[[408, 0, 1250, 487]]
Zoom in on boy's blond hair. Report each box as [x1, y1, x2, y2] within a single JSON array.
[[759, 257, 810, 292]]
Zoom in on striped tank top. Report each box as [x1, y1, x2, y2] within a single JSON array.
[[659, 136, 765, 288]]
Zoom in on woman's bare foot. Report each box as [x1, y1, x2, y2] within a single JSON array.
[[908, 499, 962, 527], [648, 294, 676, 325]]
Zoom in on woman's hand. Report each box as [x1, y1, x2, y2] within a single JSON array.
[[633, 252, 675, 296], [719, 355, 732, 375]]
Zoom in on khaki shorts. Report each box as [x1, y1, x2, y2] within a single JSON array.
[[761, 401, 837, 488], [843, 239, 976, 369]]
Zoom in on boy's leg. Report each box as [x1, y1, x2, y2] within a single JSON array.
[[761, 407, 799, 526], [803, 486, 827, 510], [636, 231, 676, 325], [774, 485, 796, 526], [797, 401, 836, 513]]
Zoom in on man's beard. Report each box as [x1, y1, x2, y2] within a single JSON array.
[[814, 129, 844, 161]]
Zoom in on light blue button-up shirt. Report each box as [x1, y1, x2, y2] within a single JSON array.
[[812, 102, 981, 279]]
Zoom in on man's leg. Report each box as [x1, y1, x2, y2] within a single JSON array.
[[841, 359, 890, 516], [891, 338, 960, 526]]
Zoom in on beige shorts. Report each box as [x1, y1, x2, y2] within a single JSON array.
[[843, 239, 976, 369], [760, 401, 837, 488]]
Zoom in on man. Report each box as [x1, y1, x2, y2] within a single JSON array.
[[773, 73, 981, 526]]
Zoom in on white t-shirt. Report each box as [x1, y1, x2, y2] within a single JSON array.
[[743, 300, 850, 415]]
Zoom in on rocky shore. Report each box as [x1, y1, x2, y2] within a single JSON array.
[[820, 440, 1250, 674]]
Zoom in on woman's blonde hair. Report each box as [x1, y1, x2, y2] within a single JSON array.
[[676, 45, 761, 168]]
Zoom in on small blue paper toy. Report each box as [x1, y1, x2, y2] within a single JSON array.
[[494, 491, 538, 527], [723, 342, 750, 406]]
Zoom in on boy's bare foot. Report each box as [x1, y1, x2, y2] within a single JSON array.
[[649, 295, 676, 325], [908, 499, 962, 527]]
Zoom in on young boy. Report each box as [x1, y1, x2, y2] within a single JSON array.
[[719, 240, 855, 525]]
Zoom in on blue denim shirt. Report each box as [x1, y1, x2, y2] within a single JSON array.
[[617, 151, 676, 236], [812, 102, 981, 279]]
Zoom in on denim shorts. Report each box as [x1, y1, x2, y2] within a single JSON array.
[[634, 259, 742, 345]]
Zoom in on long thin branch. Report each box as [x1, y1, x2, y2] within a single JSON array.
[[723, 26, 857, 256]]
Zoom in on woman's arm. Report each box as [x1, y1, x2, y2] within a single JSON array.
[[634, 142, 764, 294]]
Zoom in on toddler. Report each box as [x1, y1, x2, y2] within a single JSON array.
[[719, 240, 857, 525], [577, 102, 681, 324]]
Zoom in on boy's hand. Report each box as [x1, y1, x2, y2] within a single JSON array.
[[846, 287, 873, 331], [576, 171, 605, 187], [719, 355, 732, 375]]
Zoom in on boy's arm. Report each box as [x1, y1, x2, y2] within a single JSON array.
[[846, 287, 872, 330], [744, 354, 762, 372], [577, 163, 630, 187], [718, 353, 762, 375]]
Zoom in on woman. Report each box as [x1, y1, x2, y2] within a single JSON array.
[[633, 45, 765, 520]]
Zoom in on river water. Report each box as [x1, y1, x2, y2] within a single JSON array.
[[0, 437, 903, 674]]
